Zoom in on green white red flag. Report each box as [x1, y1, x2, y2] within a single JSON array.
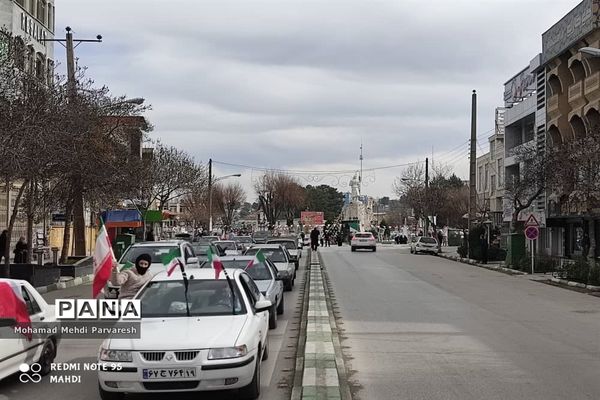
[[246, 249, 266, 270], [207, 247, 224, 279], [0, 281, 32, 341], [92, 223, 117, 299], [161, 248, 183, 277]]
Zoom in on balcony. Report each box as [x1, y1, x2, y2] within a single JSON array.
[[568, 81, 586, 109], [547, 94, 560, 121], [584, 71, 600, 103]]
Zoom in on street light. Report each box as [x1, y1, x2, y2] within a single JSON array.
[[579, 47, 600, 57], [208, 170, 241, 233]]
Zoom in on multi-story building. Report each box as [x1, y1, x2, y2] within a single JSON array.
[[0, 0, 55, 82], [476, 107, 506, 227], [541, 0, 600, 259]]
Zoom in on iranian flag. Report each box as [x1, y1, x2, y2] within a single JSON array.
[[207, 247, 224, 279], [0, 281, 32, 341], [92, 223, 117, 299], [161, 248, 182, 277], [246, 249, 266, 270]]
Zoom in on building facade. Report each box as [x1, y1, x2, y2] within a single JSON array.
[[476, 107, 506, 227], [542, 0, 600, 259]]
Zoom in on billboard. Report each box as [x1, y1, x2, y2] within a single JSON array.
[[542, 0, 597, 64], [300, 211, 324, 226], [504, 67, 536, 105]]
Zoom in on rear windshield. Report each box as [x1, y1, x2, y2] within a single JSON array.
[[267, 240, 296, 250], [234, 237, 252, 243], [120, 246, 178, 264], [221, 260, 272, 281], [246, 248, 286, 263], [420, 237, 437, 244], [216, 242, 237, 250], [355, 233, 373, 238]]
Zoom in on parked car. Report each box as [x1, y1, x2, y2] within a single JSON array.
[[233, 236, 254, 252], [97, 269, 270, 400], [190, 242, 221, 267], [105, 241, 200, 298], [0, 279, 60, 381], [350, 232, 377, 252], [213, 241, 241, 256], [219, 256, 284, 329], [410, 236, 439, 255], [267, 238, 301, 270], [245, 244, 295, 291]]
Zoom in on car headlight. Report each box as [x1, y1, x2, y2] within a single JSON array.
[[99, 348, 133, 362], [208, 345, 248, 360]]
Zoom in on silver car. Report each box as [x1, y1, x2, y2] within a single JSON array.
[[410, 236, 440, 255], [267, 238, 301, 270], [245, 244, 296, 291], [219, 256, 285, 329]]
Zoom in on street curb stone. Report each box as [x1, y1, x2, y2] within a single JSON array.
[[550, 277, 600, 291], [35, 273, 94, 294], [437, 253, 527, 275]]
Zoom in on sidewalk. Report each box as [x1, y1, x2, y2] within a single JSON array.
[[437, 250, 526, 276]]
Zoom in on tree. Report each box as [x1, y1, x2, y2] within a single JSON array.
[[254, 172, 305, 229], [213, 182, 246, 229], [304, 185, 343, 223]]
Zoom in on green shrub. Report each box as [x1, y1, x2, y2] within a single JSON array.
[[564, 257, 591, 284], [535, 255, 559, 273], [468, 225, 485, 261], [457, 245, 468, 258], [588, 265, 600, 286], [488, 246, 507, 261]]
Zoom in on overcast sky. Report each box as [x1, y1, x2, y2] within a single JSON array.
[[56, 0, 581, 199]]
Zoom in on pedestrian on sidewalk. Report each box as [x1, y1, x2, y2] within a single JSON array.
[[0, 230, 7, 264], [13, 236, 27, 263], [111, 253, 153, 299], [310, 227, 320, 251], [480, 234, 488, 264], [324, 230, 331, 247]]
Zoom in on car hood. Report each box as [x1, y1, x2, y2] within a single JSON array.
[[254, 280, 271, 294], [107, 315, 248, 350]]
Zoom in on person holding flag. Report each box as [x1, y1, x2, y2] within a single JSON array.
[[109, 254, 153, 299]]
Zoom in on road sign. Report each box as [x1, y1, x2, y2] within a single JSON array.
[[524, 214, 539, 227], [524, 225, 539, 240]]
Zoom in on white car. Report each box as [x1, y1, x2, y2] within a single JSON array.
[[267, 238, 301, 270], [97, 269, 270, 400], [245, 244, 296, 291], [410, 236, 440, 255], [105, 241, 200, 298], [351, 232, 377, 252], [0, 279, 60, 381]]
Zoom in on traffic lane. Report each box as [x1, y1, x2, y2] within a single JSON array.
[[0, 255, 306, 400], [321, 246, 600, 400]]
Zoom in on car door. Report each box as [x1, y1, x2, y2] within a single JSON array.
[[240, 274, 269, 345], [281, 246, 295, 277], [264, 260, 282, 306]]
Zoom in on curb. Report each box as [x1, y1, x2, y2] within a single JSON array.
[[291, 252, 312, 400], [550, 277, 600, 291], [35, 274, 94, 294], [437, 253, 527, 275]]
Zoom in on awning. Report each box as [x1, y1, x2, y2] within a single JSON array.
[[101, 210, 142, 228]]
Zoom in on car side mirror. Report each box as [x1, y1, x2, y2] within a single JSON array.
[[254, 299, 272, 313]]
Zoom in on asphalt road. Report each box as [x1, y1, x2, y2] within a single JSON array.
[[0, 251, 307, 400], [320, 244, 600, 400]]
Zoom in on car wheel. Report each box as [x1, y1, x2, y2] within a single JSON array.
[[239, 356, 261, 399], [351, 246, 356, 252], [99, 383, 124, 400], [268, 305, 278, 329], [262, 338, 269, 361], [38, 338, 56, 376], [277, 294, 285, 315], [284, 278, 293, 292], [372, 247, 376, 252], [295, 261, 299, 270]]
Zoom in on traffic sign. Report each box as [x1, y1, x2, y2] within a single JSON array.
[[524, 225, 539, 240], [524, 214, 539, 227]]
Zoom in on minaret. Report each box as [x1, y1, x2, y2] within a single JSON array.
[[359, 142, 363, 195]]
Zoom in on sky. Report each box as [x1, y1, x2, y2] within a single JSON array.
[[55, 0, 582, 200]]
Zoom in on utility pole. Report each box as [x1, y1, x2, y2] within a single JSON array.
[[208, 158, 213, 233], [425, 157, 429, 234], [468, 90, 477, 253], [42, 27, 102, 257]]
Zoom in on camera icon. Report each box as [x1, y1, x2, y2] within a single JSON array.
[[19, 363, 42, 383]]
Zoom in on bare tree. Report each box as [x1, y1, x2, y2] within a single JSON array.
[[254, 172, 305, 229], [213, 182, 246, 229]]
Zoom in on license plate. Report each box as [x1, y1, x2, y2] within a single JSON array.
[[142, 368, 197, 380], [359, 239, 368, 242]]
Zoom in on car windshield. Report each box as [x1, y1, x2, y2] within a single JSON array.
[[234, 237, 253, 243], [268, 240, 296, 250], [246, 248, 287, 263], [138, 279, 246, 317], [215, 242, 237, 250], [221, 260, 272, 281], [420, 237, 437, 244], [120, 246, 178, 264], [191, 244, 210, 255]]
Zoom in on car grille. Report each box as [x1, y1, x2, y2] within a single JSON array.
[[175, 351, 199, 361], [143, 381, 200, 390], [140, 352, 165, 362]]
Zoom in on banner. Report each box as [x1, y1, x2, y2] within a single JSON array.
[[300, 211, 324, 226]]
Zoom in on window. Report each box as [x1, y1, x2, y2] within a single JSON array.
[[183, 245, 194, 261], [38, 0, 46, 25], [21, 287, 42, 315], [497, 159, 503, 187], [241, 274, 261, 302], [491, 175, 496, 192], [239, 275, 258, 308]]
